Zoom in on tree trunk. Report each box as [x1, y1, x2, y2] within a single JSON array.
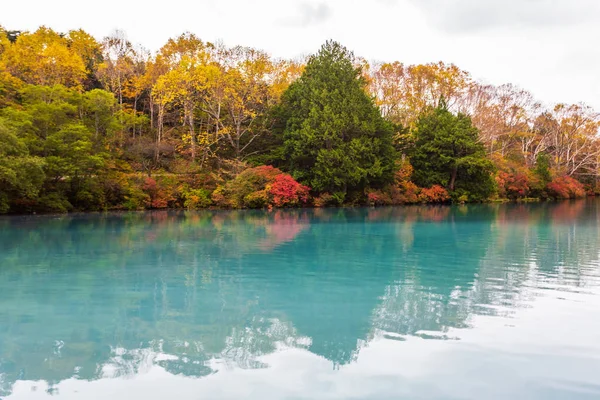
[[150, 97, 154, 130], [185, 101, 196, 162], [155, 104, 164, 162], [132, 96, 138, 139], [95, 113, 99, 140], [449, 165, 458, 191]]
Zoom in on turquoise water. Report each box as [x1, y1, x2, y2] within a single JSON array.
[[1, 201, 600, 399]]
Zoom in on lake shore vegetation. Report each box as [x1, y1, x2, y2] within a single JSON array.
[[1, 27, 599, 213]]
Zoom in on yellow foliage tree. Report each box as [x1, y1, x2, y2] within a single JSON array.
[[369, 61, 471, 127], [2, 27, 87, 89], [66, 29, 102, 80], [218, 46, 275, 159]]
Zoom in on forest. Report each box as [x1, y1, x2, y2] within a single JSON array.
[[0, 26, 598, 213]]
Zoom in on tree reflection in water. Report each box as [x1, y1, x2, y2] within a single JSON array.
[[1, 200, 600, 397]]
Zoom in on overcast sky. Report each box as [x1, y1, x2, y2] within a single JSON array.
[[2, 0, 599, 109]]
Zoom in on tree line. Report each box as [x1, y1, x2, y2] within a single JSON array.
[[0, 26, 598, 213]]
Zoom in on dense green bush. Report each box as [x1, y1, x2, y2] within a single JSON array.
[[37, 193, 72, 213]]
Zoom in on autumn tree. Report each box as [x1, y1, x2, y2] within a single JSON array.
[[369, 61, 471, 128], [270, 58, 305, 100], [66, 29, 103, 89], [149, 33, 215, 162], [368, 61, 406, 124], [0, 30, 22, 106], [542, 103, 600, 177], [1, 27, 87, 89], [219, 46, 275, 160], [96, 30, 142, 108], [461, 83, 541, 160], [0, 26, 10, 55], [152, 63, 192, 161]]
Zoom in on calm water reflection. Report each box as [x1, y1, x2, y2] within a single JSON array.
[[1, 201, 600, 399]]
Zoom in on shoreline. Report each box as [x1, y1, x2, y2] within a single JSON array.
[[0, 197, 592, 217]]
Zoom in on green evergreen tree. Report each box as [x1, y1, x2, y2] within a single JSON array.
[[275, 41, 396, 202], [534, 153, 552, 185], [410, 103, 496, 202]]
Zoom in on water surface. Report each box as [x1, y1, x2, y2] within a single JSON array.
[[1, 201, 600, 399]]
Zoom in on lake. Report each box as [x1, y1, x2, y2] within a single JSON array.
[[1, 201, 600, 399]]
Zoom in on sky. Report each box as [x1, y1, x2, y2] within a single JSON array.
[[2, 0, 599, 109]]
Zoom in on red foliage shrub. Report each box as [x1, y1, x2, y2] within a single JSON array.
[[211, 186, 229, 208], [252, 165, 283, 182], [419, 185, 450, 203], [387, 161, 420, 204], [268, 174, 310, 207], [258, 211, 309, 250], [217, 165, 312, 208], [366, 159, 422, 206], [367, 190, 392, 206], [217, 166, 282, 208], [496, 171, 530, 199], [314, 192, 335, 207], [142, 177, 157, 192], [142, 177, 167, 208], [391, 181, 420, 204], [418, 206, 451, 222], [546, 176, 586, 199]]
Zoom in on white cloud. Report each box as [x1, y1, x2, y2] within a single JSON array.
[[407, 0, 600, 33], [295, 2, 334, 26]]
